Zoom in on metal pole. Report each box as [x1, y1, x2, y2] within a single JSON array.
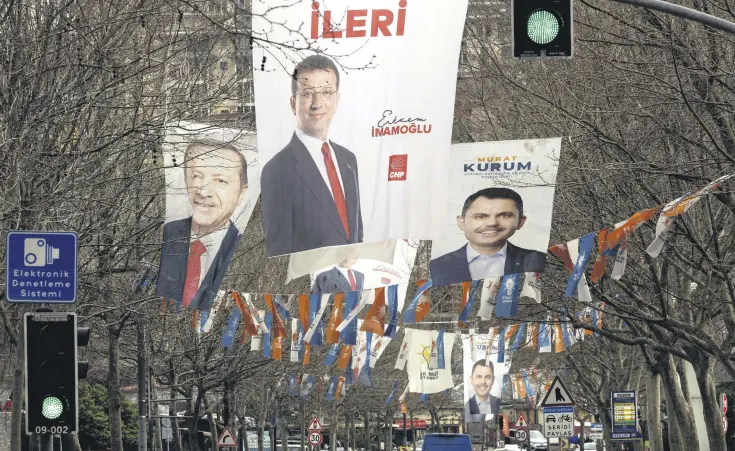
[[481, 420, 486, 451], [39, 434, 53, 451], [137, 322, 148, 451], [409, 410, 416, 451], [301, 399, 306, 451], [402, 412, 407, 446], [606, 0, 735, 34]]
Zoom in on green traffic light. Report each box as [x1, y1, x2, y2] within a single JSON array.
[[42, 396, 64, 419], [527, 10, 560, 44]]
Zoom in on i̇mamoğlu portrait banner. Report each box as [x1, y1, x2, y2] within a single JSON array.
[[156, 122, 260, 311], [462, 334, 510, 423], [252, 0, 469, 257], [430, 139, 562, 286]]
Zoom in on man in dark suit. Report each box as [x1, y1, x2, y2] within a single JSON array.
[[430, 187, 546, 286], [157, 138, 247, 311], [261, 55, 363, 257], [465, 359, 501, 417], [311, 257, 365, 294]]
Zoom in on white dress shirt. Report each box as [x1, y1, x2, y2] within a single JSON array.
[[191, 226, 230, 287], [467, 242, 508, 280], [476, 396, 495, 415], [295, 128, 345, 199]]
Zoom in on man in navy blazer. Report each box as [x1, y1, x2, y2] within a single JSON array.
[[311, 258, 365, 294], [157, 138, 247, 311], [261, 55, 363, 257], [465, 359, 501, 418], [430, 187, 546, 286]]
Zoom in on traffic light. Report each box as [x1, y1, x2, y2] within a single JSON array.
[[513, 0, 573, 58], [24, 312, 89, 434]]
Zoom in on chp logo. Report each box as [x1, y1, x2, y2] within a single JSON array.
[[388, 154, 408, 181]]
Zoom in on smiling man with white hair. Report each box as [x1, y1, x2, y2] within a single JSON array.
[[157, 138, 247, 311]]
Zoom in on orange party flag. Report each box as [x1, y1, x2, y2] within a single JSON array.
[[273, 336, 283, 360], [264, 294, 287, 338], [360, 287, 386, 336], [233, 292, 259, 335], [298, 294, 311, 331], [303, 343, 311, 365], [458, 281, 471, 327], [549, 243, 574, 272], [325, 293, 345, 344], [590, 227, 610, 282], [606, 206, 660, 250], [335, 376, 345, 400], [415, 279, 431, 323]]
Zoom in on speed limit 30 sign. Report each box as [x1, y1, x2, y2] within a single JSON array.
[[308, 431, 323, 446]]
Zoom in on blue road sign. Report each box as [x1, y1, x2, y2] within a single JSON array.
[[6, 231, 78, 303]]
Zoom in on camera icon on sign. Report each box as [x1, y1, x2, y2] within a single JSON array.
[[24, 238, 60, 267]]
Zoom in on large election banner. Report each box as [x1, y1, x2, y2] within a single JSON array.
[[462, 334, 510, 423], [156, 122, 259, 311], [252, 0, 469, 257], [430, 139, 562, 286]]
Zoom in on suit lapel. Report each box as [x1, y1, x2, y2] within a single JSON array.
[[447, 245, 472, 283], [504, 242, 524, 274], [171, 218, 192, 292], [290, 134, 349, 240], [329, 267, 352, 293], [192, 224, 241, 310], [332, 142, 358, 240]]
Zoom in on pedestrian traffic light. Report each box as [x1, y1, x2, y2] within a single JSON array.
[[24, 312, 89, 434], [513, 0, 573, 58]]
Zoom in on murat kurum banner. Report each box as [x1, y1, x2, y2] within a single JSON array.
[[252, 0, 469, 256], [462, 334, 510, 423], [430, 139, 561, 286]]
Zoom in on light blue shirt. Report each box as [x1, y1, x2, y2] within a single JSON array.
[[467, 242, 507, 280]]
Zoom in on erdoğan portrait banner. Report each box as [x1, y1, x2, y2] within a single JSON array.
[[252, 0, 469, 257]]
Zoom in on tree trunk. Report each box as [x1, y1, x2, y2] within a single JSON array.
[[259, 388, 270, 451], [659, 353, 699, 451], [346, 412, 352, 451], [365, 410, 370, 451], [330, 409, 339, 451], [386, 409, 393, 451], [646, 372, 663, 451], [665, 391, 684, 451], [9, 320, 24, 451], [108, 326, 124, 451], [691, 354, 726, 451], [280, 413, 289, 451], [600, 407, 614, 451], [169, 382, 183, 451], [205, 397, 219, 451]]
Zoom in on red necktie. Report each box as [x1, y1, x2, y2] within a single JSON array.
[[182, 239, 207, 307], [348, 269, 357, 291], [321, 142, 350, 239]]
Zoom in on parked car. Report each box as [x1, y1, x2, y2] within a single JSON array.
[[421, 433, 472, 450]]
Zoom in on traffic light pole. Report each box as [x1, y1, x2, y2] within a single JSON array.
[[38, 434, 53, 451], [605, 0, 735, 35]]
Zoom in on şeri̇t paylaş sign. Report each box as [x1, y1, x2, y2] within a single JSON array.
[[5, 231, 78, 303]]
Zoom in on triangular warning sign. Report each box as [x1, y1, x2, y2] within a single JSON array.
[[514, 413, 529, 428], [539, 376, 575, 407], [308, 416, 323, 431], [218, 427, 237, 447]]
